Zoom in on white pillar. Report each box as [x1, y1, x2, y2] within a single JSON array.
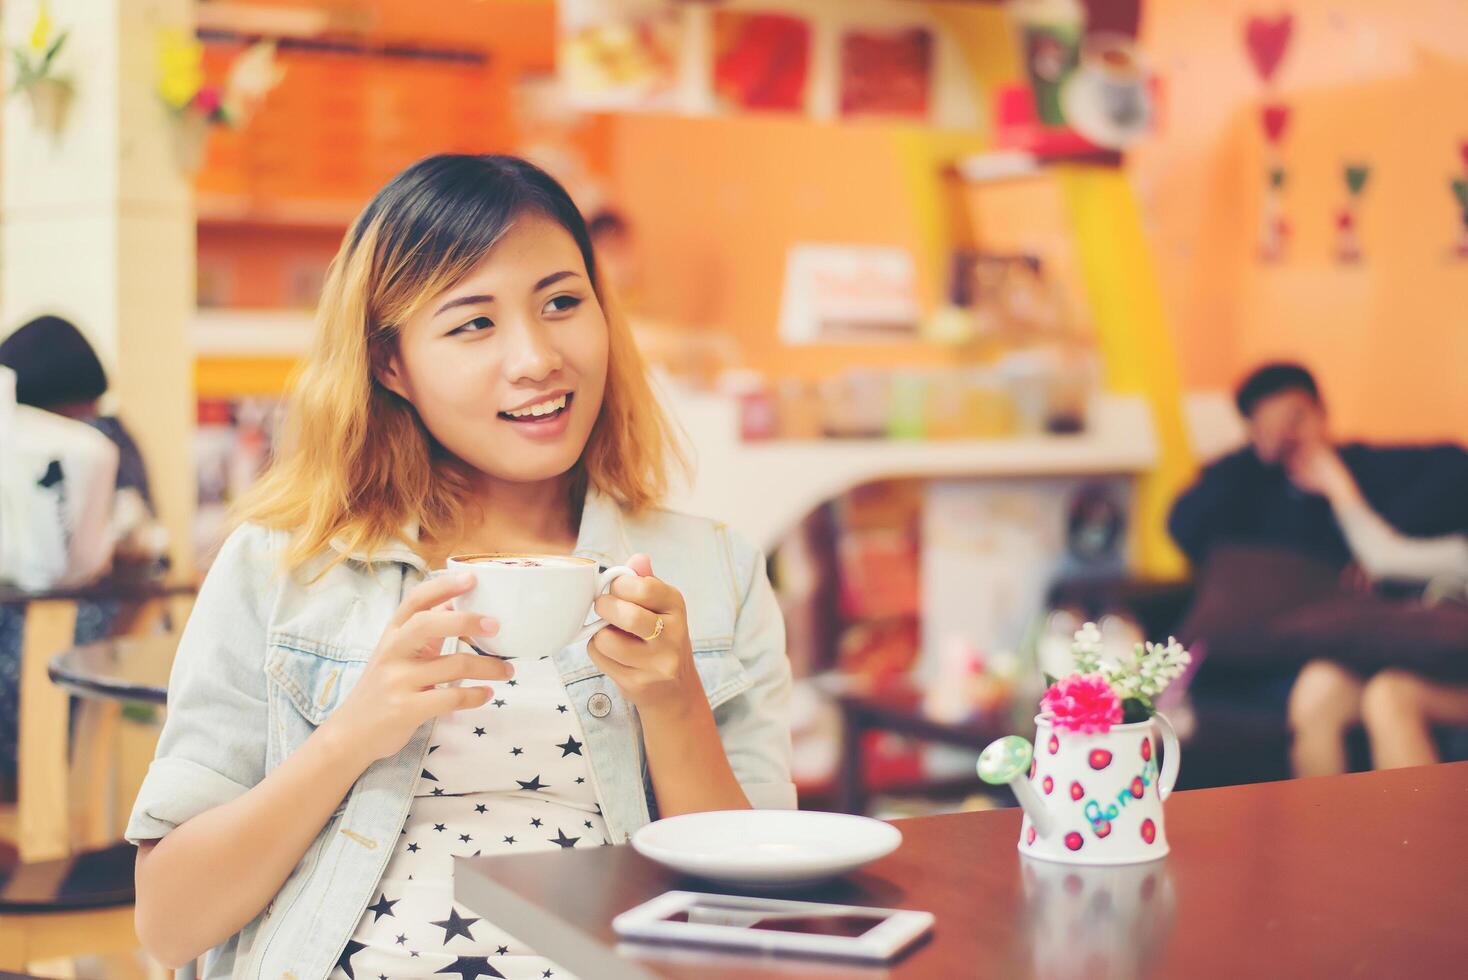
[[2, 0, 197, 576]]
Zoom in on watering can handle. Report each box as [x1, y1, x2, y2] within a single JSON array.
[[1155, 712, 1181, 801]]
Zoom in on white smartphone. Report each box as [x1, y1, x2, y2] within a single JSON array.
[[612, 890, 935, 963]]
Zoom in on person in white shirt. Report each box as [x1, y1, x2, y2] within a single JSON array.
[[1287, 438, 1468, 774]]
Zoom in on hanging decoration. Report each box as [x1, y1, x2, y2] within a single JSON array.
[[1243, 12, 1294, 263], [1257, 102, 1291, 262], [156, 30, 284, 175], [1335, 163, 1370, 264], [8, 1, 73, 138], [1452, 141, 1468, 259]]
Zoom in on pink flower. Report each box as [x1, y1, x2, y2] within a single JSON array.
[[193, 85, 221, 114], [1041, 673, 1122, 734]]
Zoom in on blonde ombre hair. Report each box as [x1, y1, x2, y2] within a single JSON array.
[[237, 155, 683, 572]]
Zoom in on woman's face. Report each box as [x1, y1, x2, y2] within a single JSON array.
[[381, 212, 609, 488]]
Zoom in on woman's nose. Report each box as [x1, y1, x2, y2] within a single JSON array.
[[500, 318, 562, 382]]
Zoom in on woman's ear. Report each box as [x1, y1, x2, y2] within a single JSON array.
[[373, 349, 412, 402]]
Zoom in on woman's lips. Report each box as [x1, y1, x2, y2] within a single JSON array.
[[498, 392, 573, 440]]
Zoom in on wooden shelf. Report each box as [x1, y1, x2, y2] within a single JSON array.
[[664, 383, 1159, 552], [196, 193, 358, 230]]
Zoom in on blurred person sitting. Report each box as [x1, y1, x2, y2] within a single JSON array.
[[0, 314, 167, 789], [1168, 362, 1468, 778]]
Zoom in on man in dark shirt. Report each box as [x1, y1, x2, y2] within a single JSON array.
[[1168, 362, 1468, 780], [1169, 363, 1468, 570]]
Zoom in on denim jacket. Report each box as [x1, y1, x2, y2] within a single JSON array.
[[125, 490, 795, 980]]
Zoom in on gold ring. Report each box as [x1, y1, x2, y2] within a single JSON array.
[[642, 616, 665, 642]]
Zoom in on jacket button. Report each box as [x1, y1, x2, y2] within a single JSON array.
[[587, 692, 612, 718]]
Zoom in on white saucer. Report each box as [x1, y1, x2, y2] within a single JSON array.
[[631, 810, 903, 889]]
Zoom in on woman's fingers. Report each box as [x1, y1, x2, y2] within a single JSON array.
[[418, 683, 492, 717], [390, 572, 475, 629], [607, 571, 683, 615], [395, 609, 497, 659], [593, 594, 664, 640], [415, 652, 514, 687]]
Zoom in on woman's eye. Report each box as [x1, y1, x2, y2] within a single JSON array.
[[544, 294, 582, 315], [450, 316, 494, 336]]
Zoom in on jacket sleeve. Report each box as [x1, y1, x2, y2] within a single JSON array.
[[124, 524, 279, 844], [716, 528, 797, 810], [1167, 448, 1258, 565]]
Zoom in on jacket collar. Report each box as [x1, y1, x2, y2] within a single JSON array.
[[328, 487, 630, 572]]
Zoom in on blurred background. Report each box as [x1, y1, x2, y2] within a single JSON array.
[[1, 0, 1466, 972]]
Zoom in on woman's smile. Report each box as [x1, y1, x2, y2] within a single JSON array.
[[497, 391, 574, 440]]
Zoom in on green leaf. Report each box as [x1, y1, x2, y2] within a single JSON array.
[[1042, 672, 1059, 689], [1121, 697, 1153, 724], [42, 32, 66, 69]]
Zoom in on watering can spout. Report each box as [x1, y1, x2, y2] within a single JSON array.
[[979, 735, 1056, 838]]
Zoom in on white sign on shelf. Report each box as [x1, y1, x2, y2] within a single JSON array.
[[778, 243, 920, 344]]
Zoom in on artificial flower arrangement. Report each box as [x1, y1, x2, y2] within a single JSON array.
[[157, 29, 284, 171], [1040, 622, 1191, 732], [9, 1, 72, 134]]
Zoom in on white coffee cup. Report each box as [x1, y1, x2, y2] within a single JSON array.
[[442, 553, 637, 660]]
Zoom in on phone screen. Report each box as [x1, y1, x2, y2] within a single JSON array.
[[661, 898, 891, 939]]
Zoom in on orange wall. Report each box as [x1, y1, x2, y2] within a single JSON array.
[[1133, 0, 1468, 444]]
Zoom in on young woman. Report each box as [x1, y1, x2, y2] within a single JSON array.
[[128, 155, 795, 979]]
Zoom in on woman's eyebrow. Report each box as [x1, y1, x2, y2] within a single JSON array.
[[432, 272, 580, 316], [435, 293, 494, 316], [534, 270, 579, 291]]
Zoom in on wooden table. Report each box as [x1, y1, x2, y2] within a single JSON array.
[[457, 763, 1468, 978], [47, 632, 176, 706], [2, 578, 190, 862]]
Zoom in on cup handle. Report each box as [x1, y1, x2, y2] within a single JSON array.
[[570, 565, 638, 647], [1154, 711, 1181, 801]]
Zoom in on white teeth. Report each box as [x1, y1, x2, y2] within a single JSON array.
[[505, 394, 568, 419]]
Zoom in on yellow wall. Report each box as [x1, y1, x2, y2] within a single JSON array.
[[1134, 0, 1468, 444]]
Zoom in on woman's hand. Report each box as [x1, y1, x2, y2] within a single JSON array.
[[321, 572, 514, 768], [588, 554, 704, 720]]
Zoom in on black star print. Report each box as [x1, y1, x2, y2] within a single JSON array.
[[584, 820, 593, 829], [510, 746, 524, 756], [379, 975, 387, 980], [430, 907, 480, 944], [336, 940, 367, 980], [556, 704, 568, 713], [549, 828, 580, 848], [421, 768, 438, 782], [473, 726, 486, 737], [474, 803, 488, 814], [506, 679, 518, 687], [434, 823, 447, 833], [575, 777, 585, 784], [530, 818, 543, 828], [517, 775, 548, 791], [434, 957, 505, 980], [556, 735, 584, 757], [496, 945, 509, 955], [503, 835, 517, 844], [492, 699, 507, 708], [410, 951, 420, 958], [459, 833, 472, 843], [543, 970, 554, 977], [395, 934, 407, 945], [407, 842, 420, 853], [431, 787, 446, 797], [366, 893, 398, 921]]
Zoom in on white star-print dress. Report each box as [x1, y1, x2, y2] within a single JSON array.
[[329, 653, 606, 980]]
